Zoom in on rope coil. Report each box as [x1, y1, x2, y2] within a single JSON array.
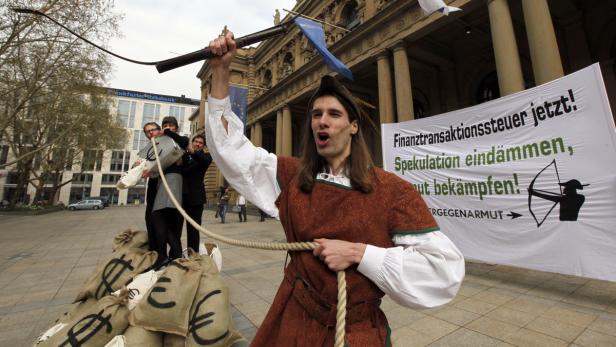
[[150, 137, 347, 347]]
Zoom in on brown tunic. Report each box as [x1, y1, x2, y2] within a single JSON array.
[[250, 156, 438, 347]]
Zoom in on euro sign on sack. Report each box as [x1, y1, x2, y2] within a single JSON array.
[[137, 135, 184, 178], [75, 249, 157, 302], [112, 269, 162, 310], [129, 258, 202, 336], [186, 253, 243, 347], [38, 290, 130, 347]]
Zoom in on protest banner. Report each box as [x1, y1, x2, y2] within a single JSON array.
[[382, 64, 616, 281]]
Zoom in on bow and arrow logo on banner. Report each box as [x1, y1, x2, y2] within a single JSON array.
[[527, 159, 588, 227]]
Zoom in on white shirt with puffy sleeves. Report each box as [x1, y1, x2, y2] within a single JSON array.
[[205, 95, 465, 309]]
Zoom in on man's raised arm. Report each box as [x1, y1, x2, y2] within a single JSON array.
[[209, 32, 236, 131], [204, 31, 281, 218]]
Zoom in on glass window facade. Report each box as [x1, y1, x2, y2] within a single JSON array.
[[117, 100, 137, 128], [132, 130, 149, 151], [169, 105, 185, 130], [110, 151, 130, 172], [142, 103, 161, 127]]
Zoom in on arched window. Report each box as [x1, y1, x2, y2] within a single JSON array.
[[341, 1, 360, 30], [282, 53, 294, 77], [263, 69, 272, 89], [476, 71, 500, 104]]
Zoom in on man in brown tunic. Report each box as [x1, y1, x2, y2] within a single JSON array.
[[206, 32, 464, 347]]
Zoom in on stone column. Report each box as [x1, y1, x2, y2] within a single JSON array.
[[276, 109, 283, 154], [247, 60, 256, 102], [521, 0, 564, 84], [282, 105, 293, 156], [487, 0, 525, 95], [377, 51, 395, 124], [253, 121, 263, 147], [392, 42, 414, 122]]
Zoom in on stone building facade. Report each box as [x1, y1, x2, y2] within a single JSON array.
[[194, 0, 616, 188]]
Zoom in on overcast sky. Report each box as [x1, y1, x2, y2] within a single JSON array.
[[106, 1, 297, 99]]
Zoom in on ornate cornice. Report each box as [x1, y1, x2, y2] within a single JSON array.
[[244, 0, 471, 124]]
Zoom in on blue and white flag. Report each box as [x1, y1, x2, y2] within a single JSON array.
[[229, 85, 248, 125], [293, 16, 353, 80], [418, 0, 461, 16]]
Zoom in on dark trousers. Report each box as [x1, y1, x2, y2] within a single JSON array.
[[259, 209, 266, 222], [145, 203, 156, 251], [151, 208, 182, 266], [238, 205, 247, 222], [184, 205, 203, 252], [219, 204, 228, 223]]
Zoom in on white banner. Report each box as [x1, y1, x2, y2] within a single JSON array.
[[382, 64, 616, 281]]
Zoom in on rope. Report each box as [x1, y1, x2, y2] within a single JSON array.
[[12, 8, 159, 66], [151, 138, 347, 347]]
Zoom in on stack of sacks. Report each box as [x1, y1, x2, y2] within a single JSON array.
[[121, 249, 241, 347], [34, 230, 156, 346], [34, 229, 241, 347]]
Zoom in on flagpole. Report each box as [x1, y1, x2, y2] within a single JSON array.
[[283, 8, 351, 33]]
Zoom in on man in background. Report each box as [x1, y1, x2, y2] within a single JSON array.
[[237, 194, 247, 222], [181, 133, 212, 251]]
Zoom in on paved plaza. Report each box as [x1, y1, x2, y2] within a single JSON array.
[[0, 207, 615, 346]]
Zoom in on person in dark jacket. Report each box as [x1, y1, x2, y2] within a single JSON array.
[[181, 133, 212, 252], [219, 187, 230, 223]]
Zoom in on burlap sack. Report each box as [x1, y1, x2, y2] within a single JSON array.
[[113, 269, 162, 310], [129, 258, 202, 335], [39, 290, 130, 347], [163, 333, 185, 347], [123, 325, 163, 346], [112, 229, 149, 251], [75, 248, 157, 301], [186, 254, 242, 347], [56, 298, 98, 324]]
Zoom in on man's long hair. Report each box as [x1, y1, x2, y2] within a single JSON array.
[[297, 94, 375, 193]]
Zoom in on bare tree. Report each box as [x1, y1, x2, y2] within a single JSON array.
[[27, 90, 126, 206], [0, 0, 125, 206]]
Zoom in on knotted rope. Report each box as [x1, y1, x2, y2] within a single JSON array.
[[150, 138, 347, 347]]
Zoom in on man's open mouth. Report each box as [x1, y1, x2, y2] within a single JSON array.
[[316, 132, 330, 146]]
